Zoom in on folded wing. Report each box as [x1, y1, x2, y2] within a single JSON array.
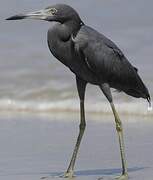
[[72, 25, 150, 100]]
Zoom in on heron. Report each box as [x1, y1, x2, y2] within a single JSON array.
[[6, 4, 151, 180]]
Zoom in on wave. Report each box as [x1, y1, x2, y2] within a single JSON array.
[[0, 98, 152, 116]]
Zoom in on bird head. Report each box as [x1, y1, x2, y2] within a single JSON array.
[[6, 4, 82, 25]]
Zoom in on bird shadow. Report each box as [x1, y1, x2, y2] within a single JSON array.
[[41, 166, 147, 179], [0, 166, 148, 179]]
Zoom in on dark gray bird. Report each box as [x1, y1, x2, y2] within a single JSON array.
[[6, 4, 151, 180]]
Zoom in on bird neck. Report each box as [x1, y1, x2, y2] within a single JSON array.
[[66, 19, 83, 33], [59, 20, 84, 41]]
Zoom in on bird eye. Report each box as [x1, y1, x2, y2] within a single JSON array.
[[49, 8, 57, 15]]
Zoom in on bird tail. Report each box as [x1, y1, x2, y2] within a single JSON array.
[[132, 73, 152, 111], [140, 80, 152, 111], [147, 95, 152, 111], [140, 79, 152, 111]]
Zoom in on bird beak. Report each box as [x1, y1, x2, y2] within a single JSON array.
[[6, 9, 50, 21]]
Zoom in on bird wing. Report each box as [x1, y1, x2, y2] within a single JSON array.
[[72, 25, 139, 89]]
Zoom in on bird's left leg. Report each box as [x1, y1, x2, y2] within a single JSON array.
[[64, 77, 87, 178], [100, 83, 128, 180]]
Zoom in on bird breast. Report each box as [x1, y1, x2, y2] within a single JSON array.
[[47, 25, 73, 66], [47, 24, 99, 84]]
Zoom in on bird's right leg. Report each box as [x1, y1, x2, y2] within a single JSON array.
[[64, 77, 87, 178], [100, 83, 128, 180]]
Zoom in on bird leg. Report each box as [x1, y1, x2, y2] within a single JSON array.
[[64, 101, 86, 178], [110, 103, 128, 180], [64, 77, 87, 178], [100, 84, 128, 179]]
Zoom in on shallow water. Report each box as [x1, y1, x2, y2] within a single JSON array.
[[0, 0, 153, 115], [0, 112, 153, 180]]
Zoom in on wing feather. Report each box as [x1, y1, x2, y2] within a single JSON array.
[[73, 26, 137, 86], [72, 25, 150, 99]]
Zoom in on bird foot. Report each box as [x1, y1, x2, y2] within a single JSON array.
[[115, 173, 128, 180], [40, 171, 75, 179], [61, 171, 75, 178]]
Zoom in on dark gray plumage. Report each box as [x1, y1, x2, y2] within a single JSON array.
[[73, 25, 150, 99], [6, 4, 151, 179]]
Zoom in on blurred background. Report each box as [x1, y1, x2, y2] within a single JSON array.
[[0, 0, 153, 115]]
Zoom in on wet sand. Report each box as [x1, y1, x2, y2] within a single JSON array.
[[0, 112, 153, 180]]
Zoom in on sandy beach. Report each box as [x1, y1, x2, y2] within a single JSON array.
[[0, 112, 152, 180]]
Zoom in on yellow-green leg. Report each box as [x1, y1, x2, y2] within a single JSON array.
[[64, 100, 86, 178], [100, 83, 128, 180], [110, 103, 128, 180], [64, 77, 87, 178]]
